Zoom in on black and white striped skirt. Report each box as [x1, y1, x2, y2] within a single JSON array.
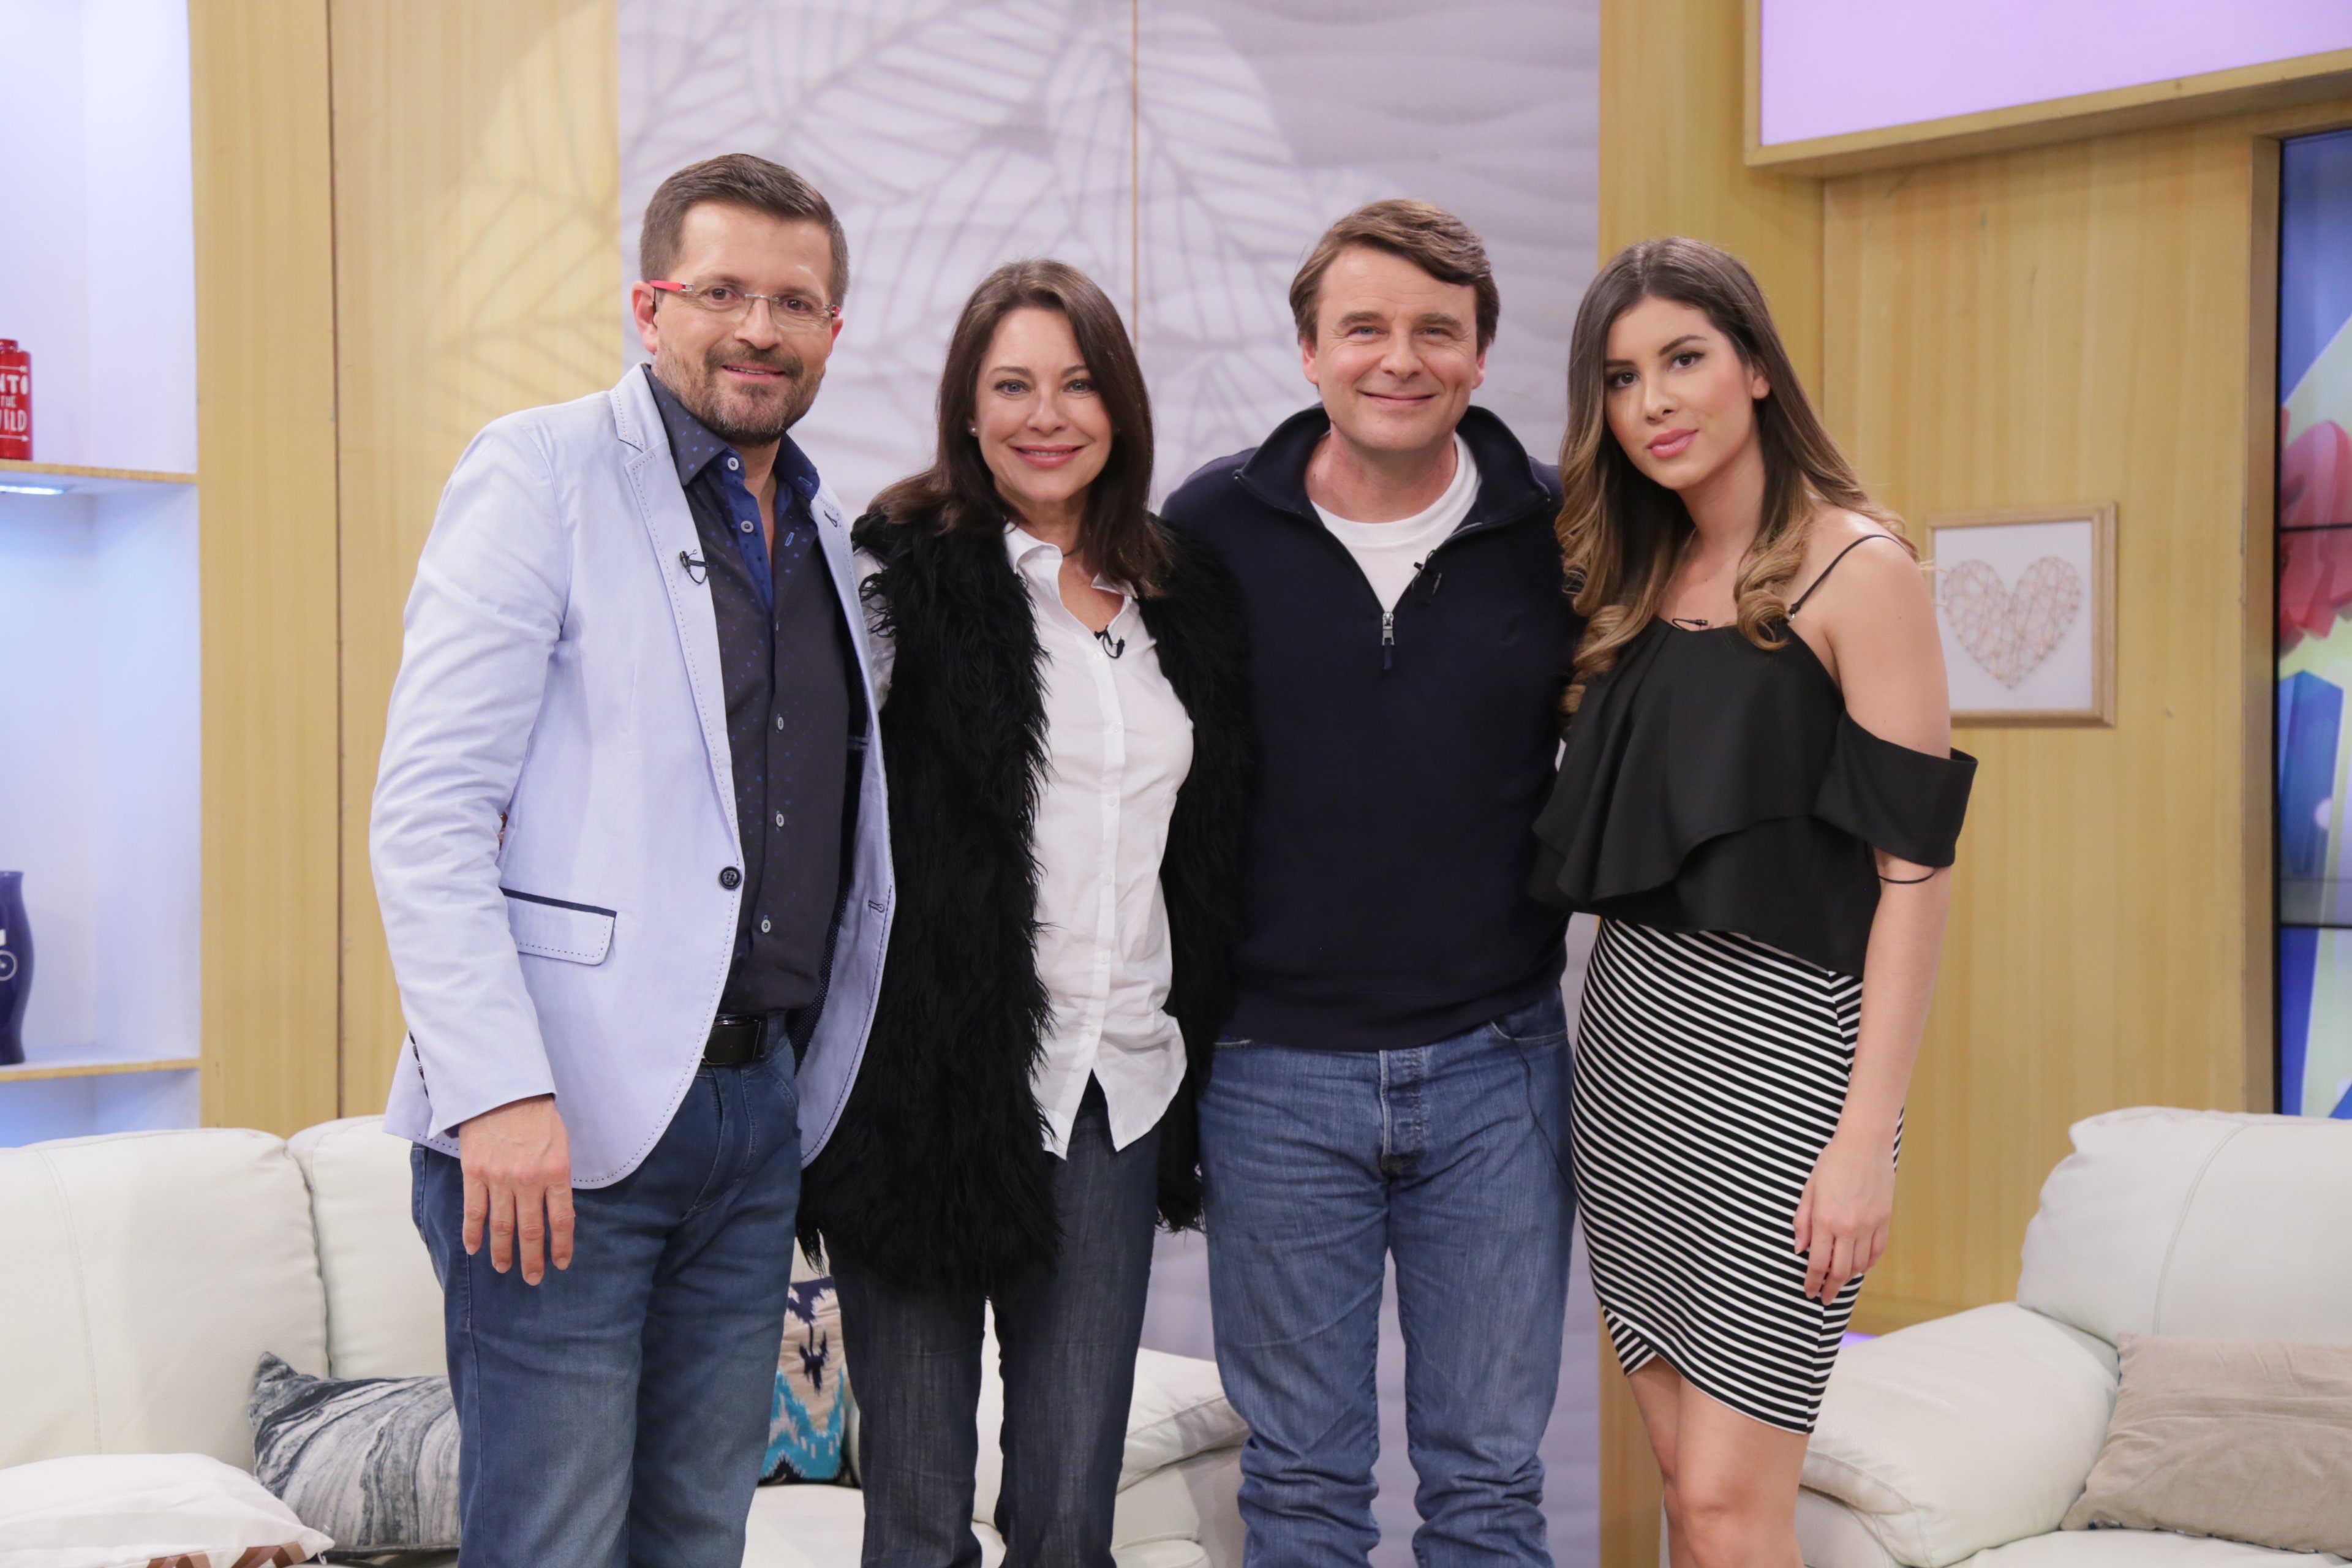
[[1573, 919, 1883, 1434]]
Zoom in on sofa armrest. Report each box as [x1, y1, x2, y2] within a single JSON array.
[[1800, 1304, 2116, 1567]]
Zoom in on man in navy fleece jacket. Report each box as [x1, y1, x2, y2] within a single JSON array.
[[1161, 200, 1583, 1566]]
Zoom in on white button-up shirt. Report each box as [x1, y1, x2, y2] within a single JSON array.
[[1007, 526, 1194, 1155], [856, 527, 1194, 1157]]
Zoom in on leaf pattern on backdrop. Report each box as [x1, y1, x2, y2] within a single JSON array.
[[619, 0, 1593, 510]]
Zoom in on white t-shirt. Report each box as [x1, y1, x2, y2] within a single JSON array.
[[849, 532, 1194, 1159], [1311, 435, 1481, 611]]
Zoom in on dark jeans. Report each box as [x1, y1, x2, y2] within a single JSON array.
[[833, 1079, 1161, 1568], [1200, 990, 1575, 1567], [411, 1050, 801, 1568]]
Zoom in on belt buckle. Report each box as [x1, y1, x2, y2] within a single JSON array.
[[704, 1013, 768, 1067]]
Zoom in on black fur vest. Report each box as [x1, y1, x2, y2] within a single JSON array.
[[799, 512, 1251, 1293]]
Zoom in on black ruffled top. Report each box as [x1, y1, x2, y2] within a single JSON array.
[[1531, 619, 1975, 979]]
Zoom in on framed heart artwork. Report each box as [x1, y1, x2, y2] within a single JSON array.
[[1924, 505, 2116, 726]]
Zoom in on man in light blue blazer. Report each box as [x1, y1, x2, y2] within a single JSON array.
[[371, 154, 892, 1566]]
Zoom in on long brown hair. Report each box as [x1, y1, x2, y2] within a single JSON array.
[[873, 258, 1169, 593], [1557, 237, 1903, 714]]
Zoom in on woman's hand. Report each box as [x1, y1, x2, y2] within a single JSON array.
[[1795, 1129, 1896, 1302]]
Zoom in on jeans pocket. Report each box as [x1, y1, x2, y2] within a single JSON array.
[[1492, 992, 1569, 1047]]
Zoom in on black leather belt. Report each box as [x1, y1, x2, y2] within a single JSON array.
[[703, 1013, 774, 1066]]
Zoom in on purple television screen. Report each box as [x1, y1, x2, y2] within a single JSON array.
[[1759, 0, 2352, 148]]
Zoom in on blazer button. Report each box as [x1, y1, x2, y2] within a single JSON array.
[[719, 867, 742, 890]]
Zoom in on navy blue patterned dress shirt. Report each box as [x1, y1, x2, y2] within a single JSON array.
[[646, 366, 854, 1017]]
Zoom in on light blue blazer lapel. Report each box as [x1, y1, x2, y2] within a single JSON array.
[[796, 479, 894, 1163], [611, 369, 738, 842]]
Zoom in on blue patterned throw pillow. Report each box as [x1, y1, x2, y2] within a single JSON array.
[[763, 1275, 853, 1483]]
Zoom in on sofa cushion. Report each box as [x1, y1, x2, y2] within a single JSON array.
[[1114, 1447, 1242, 1562], [1964, 1530, 2349, 1565], [287, 1117, 445, 1379], [744, 1482, 872, 1568], [742, 1482, 1218, 1568], [2151, 1117, 2352, 1344], [247, 1352, 459, 1553], [2017, 1109, 2258, 1346], [764, 1275, 851, 1483], [1120, 1351, 1250, 1488], [2058, 1333, 2352, 1553], [1795, 1485, 1901, 1568], [0, 1450, 334, 1567], [966, 1315, 1248, 1526], [1800, 1305, 2116, 1567], [0, 1129, 328, 1471], [290, 1117, 835, 1379], [2017, 1109, 2352, 1348]]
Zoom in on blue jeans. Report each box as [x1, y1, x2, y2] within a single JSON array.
[[832, 1079, 1161, 1568], [412, 1051, 801, 1568], [1200, 991, 1574, 1567]]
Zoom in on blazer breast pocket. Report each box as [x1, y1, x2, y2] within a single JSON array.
[[502, 888, 617, 965]]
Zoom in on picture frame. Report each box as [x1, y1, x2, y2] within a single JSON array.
[[1923, 504, 2117, 726]]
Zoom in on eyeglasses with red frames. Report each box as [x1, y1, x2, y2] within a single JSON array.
[[647, 280, 840, 335]]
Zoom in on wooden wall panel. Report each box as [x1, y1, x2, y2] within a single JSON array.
[[190, 0, 342, 1135], [1819, 95, 2352, 1320], [1599, 0, 1822, 385], [329, 0, 620, 1115]]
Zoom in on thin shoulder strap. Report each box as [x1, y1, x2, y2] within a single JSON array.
[[1788, 532, 1902, 616]]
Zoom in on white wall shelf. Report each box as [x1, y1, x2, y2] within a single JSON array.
[[0, 1050, 202, 1084], [0, 0, 200, 1148], [0, 459, 197, 489]]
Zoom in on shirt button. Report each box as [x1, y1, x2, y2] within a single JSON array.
[[775, 714, 785, 731], [719, 867, 742, 890], [760, 916, 772, 934], [773, 812, 785, 829], [740, 519, 754, 533], [726, 456, 740, 470]]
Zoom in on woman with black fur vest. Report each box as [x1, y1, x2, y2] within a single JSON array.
[[799, 258, 1251, 1567]]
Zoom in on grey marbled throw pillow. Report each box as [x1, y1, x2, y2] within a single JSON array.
[[249, 1352, 460, 1553]]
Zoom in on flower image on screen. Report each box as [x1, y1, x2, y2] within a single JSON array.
[[2277, 126, 2352, 1120]]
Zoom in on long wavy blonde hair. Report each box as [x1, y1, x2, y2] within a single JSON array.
[[1558, 238, 1904, 717]]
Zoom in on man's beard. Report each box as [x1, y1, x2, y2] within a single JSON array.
[[661, 339, 817, 445]]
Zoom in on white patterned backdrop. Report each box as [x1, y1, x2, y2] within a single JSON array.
[[619, 7, 1602, 1559], [619, 0, 1596, 511]]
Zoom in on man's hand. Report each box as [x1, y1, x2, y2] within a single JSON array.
[[458, 1095, 574, 1284]]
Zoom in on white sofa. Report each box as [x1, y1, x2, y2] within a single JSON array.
[[0, 1117, 1246, 1566], [1795, 1107, 2352, 1567]]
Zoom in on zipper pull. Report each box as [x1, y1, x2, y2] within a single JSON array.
[[1381, 609, 1395, 671]]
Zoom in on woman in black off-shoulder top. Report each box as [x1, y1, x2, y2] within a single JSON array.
[[1532, 238, 1973, 1562]]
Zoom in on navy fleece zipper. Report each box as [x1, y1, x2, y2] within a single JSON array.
[[1231, 467, 1553, 672]]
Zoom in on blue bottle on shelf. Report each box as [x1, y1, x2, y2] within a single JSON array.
[[0, 872, 31, 1066]]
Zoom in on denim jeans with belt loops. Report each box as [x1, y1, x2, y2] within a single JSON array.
[[412, 1043, 801, 1568], [1200, 989, 1575, 1567]]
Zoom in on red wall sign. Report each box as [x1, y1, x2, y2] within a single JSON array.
[[0, 340, 29, 461]]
